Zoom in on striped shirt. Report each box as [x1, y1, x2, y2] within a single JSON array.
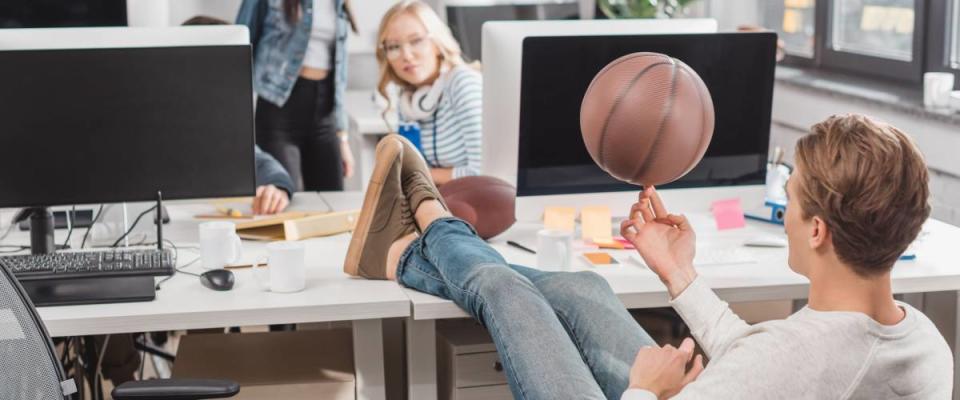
[[402, 65, 483, 179]]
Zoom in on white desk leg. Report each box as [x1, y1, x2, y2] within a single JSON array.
[[955, 293, 960, 400], [354, 319, 387, 400], [407, 318, 438, 400]]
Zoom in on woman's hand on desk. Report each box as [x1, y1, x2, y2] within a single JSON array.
[[253, 184, 290, 215], [620, 186, 698, 298]]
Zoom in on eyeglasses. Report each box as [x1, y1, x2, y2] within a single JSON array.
[[382, 35, 432, 60]]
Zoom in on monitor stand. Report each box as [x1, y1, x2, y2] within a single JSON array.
[[27, 207, 55, 255]]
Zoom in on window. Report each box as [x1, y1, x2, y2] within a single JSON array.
[[831, 0, 915, 61], [762, 0, 924, 83], [765, 0, 816, 58]]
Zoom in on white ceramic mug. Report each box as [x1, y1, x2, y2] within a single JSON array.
[[198, 221, 242, 269], [537, 229, 573, 270], [253, 241, 307, 293], [950, 90, 960, 112], [924, 72, 955, 109]]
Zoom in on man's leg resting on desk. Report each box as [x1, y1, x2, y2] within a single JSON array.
[[345, 135, 655, 399], [395, 229, 656, 399]]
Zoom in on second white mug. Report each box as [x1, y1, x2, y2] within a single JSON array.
[[253, 241, 307, 293], [537, 229, 573, 270], [924, 72, 955, 108]]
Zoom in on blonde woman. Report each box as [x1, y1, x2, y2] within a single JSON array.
[[376, 0, 482, 185]]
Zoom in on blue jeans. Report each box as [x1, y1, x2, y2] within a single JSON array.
[[397, 218, 656, 400]]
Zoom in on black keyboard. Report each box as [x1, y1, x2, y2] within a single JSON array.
[[0, 248, 175, 281]]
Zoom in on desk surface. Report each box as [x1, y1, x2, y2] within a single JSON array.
[[30, 193, 410, 337]]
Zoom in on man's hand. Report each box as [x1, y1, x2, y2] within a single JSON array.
[[253, 184, 290, 215], [340, 138, 355, 178], [628, 338, 704, 398], [620, 186, 698, 298]]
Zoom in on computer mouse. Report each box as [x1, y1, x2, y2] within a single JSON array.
[[200, 269, 235, 291]]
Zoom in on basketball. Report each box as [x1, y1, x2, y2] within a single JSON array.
[[439, 176, 516, 240], [580, 52, 714, 186]]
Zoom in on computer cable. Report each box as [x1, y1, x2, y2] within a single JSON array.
[[154, 243, 200, 291], [81, 204, 105, 249], [110, 205, 158, 248], [62, 205, 77, 248]]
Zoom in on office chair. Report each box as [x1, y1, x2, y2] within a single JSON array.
[[0, 264, 239, 399]]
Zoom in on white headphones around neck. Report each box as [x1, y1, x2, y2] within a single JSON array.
[[398, 66, 450, 121]]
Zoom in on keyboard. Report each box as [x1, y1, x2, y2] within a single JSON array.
[[0, 248, 175, 281]]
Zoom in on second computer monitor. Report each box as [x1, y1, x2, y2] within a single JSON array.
[[0, 26, 256, 208], [517, 32, 777, 196]]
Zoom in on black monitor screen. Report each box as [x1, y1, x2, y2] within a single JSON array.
[[0, 0, 127, 28], [517, 32, 776, 196], [0, 45, 256, 207]]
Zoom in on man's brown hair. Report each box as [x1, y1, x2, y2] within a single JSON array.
[[794, 114, 930, 277]]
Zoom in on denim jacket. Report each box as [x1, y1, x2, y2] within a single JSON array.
[[237, 0, 349, 132]]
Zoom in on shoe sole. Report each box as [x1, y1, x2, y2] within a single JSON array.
[[344, 137, 402, 277]]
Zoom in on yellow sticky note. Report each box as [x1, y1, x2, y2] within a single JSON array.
[[543, 206, 576, 232], [581, 205, 612, 240]]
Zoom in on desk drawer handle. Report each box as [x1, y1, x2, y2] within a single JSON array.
[[494, 361, 503, 372]]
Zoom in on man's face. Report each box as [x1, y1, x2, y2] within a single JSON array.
[[784, 165, 811, 276]]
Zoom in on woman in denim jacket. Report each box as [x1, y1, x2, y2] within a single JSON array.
[[237, 0, 356, 191]]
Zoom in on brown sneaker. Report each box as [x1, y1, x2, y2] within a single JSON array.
[[394, 134, 447, 214], [343, 136, 417, 279]]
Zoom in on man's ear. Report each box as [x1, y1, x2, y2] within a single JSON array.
[[809, 216, 829, 250]]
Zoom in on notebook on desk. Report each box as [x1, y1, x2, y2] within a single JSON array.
[[196, 211, 360, 241]]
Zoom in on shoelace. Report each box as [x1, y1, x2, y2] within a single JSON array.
[[402, 172, 446, 209], [399, 195, 415, 230]]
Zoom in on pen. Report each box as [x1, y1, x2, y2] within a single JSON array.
[[507, 240, 536, 254]]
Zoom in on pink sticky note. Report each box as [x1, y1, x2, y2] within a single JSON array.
[[711, 198, 746, 230]]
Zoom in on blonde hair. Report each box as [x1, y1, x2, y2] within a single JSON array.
[[794, 114, 930, 276], [375, 1, 469, 123]]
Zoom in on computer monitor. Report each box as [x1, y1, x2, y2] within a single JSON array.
[[508, 32, 776, 221], [0, 26, 255, 251], [518, 32, 776, 194], [0, 0, 127, 29]]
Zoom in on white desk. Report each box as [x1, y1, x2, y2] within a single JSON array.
[[402, 194, 960, 400], [27, 193, 408, 400]]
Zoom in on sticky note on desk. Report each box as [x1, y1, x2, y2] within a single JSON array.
[[583, 252, 617, 265], [544, 206, 576, 232], [581, 206, 612, 240], [711, 198, 746, 230], [590, 237, 624, 249]]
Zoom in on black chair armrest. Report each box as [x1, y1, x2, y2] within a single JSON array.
[[112, 378, 239, 400]]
